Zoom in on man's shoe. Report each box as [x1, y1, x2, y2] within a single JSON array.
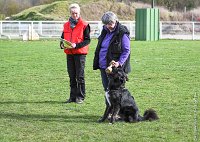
[[64, 98, 75, 103], [76, 98, 84, 104]]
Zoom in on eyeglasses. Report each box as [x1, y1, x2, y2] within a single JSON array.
[[105, 22, 116, 27]]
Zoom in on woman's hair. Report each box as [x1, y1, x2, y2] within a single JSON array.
[[69, 3, 80, 12], [101, 11, 118, 25]]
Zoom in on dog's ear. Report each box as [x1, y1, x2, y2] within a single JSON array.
[[120, 69, 128, 81], [118, 71, 127, 86], [118, 68, 128, 81]]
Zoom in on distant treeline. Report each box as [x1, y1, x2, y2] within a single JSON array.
[[1, 0, 200, 19]]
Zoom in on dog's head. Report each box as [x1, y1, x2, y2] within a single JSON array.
[[107, 66, 128, 90]]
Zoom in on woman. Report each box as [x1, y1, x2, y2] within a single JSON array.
[[60, 3, 91, 104], [93, 11, 131, 93]]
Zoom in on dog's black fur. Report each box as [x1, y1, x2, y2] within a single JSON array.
[[98, 67, 159, 124]]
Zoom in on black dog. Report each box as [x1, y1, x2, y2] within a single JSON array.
[[98, 67, 159, 124]]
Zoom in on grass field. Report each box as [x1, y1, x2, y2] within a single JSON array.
[[0, 39, 199, 142]]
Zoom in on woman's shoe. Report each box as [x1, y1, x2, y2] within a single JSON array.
[[76, 98, 84, 104], [65, 98, 75, 103]]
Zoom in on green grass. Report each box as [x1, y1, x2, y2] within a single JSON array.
[[0, 39, 199, 142]]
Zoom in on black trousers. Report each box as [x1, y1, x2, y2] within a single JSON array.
[[67, 54, 86, 100]]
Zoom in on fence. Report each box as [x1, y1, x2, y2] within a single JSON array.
[[0, 20, 200, 40]]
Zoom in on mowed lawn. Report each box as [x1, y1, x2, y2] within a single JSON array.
[[0, 39, 199, 142]]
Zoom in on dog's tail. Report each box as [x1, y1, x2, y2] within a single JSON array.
[[140, 108, 159, 121]]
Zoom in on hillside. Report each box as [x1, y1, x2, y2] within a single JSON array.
[[11, 1, 69, 21], [10, 0, 200, 21], [11, 1, 136, 21]]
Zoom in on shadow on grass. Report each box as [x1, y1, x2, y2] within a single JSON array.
[[0, 112, 100, 123], [0, 101, 101, 123], [0, 100, 63, 104]]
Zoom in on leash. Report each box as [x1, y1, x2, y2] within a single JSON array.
[[105, 91, 111, 106]]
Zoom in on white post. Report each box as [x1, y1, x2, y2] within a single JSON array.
[[97, 21, 102, 37], [160, 21, 162, 39], [18, 21, 21, 36], [129, 22, 133, 38], [31, 21, 33, 40], [192, 22, 194, 40], [28, 24, 31, 40], [0, 21, 2, 38], [39, 21, 42, 36]]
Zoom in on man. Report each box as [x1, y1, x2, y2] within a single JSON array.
[[60, 3, 90, 104]]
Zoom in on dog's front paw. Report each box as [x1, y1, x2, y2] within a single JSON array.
[[109, 118, 115, 124], [109, 120, 115, 124]]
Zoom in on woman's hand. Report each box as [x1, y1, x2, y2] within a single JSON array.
[[112, 61, 120, 67], [71, 43, 76, 48], [60, 42, 64, 49]]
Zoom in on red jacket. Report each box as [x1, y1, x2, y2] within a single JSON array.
[[63, 18, 89, 54]]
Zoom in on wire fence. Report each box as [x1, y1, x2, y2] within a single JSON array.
[[0, 20, 200, 40]]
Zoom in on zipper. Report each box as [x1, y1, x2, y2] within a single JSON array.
[[69, 28, 74, 54], [70, 28, 73, 42]]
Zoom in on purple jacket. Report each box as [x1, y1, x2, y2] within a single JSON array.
[[99, 25, 130, 69]]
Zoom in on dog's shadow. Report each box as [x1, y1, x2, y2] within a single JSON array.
[[0, 101, 100, 123]]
